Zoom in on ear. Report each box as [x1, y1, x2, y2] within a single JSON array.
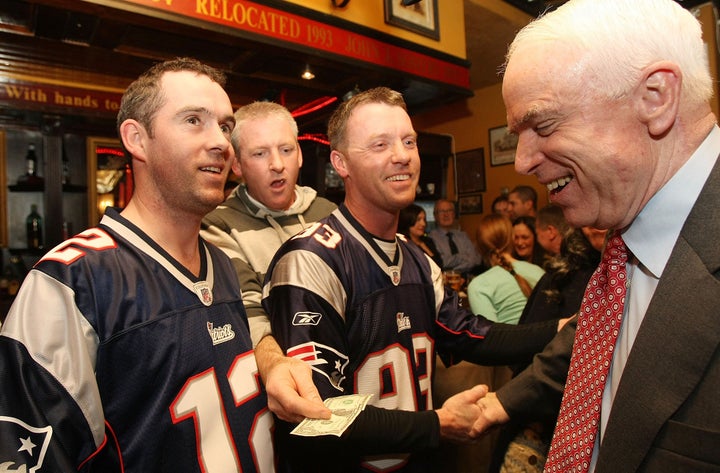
[[330, 150, 348, 178], [296, 142, 304, 169], [635, 61, 681, 137], [119, 119, 148, 163], [231, 153, 243, 179], [548, 225, 560, 240]]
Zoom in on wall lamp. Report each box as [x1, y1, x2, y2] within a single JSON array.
[[301, 64, 315, 80]]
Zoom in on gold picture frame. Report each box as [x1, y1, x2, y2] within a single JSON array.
[[384, 0, 440, 40]]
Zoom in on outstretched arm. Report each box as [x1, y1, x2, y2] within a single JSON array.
[[471, 317, 577, 437]]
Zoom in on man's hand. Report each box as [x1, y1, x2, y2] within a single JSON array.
[[435, 384, 488, 443], [255, 336, 331, 423], [470, 391, 510, 438]]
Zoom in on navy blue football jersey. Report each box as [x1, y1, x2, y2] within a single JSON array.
[[0, 208, 273, 473], [263, 206, 502, 472]]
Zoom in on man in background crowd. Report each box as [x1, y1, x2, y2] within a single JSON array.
[[429, 198, 485, 278], [507, 184, 537, 220]]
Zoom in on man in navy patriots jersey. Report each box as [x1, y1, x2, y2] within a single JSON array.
[[262, 87, 565, 472], [0, 58, 273, 472]]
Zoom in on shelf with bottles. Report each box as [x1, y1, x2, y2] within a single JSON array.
[[2, 129, 90, 250]]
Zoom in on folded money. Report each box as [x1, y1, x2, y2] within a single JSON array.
[[291, 393, 373, 437]]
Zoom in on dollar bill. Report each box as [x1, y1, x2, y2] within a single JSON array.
[[291, 393, 373, 437]]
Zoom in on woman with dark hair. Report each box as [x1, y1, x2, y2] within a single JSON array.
[[511, 216, 548, 268], [398, 203, 443, 268]]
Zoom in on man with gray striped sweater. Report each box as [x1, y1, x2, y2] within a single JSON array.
[[202, 101, 335, 422]]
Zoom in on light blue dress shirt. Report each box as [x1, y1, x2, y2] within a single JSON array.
[[589, 125, 720, 471]]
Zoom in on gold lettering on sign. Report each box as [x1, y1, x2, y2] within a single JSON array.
[[195, 0, 300, 39], [4, 85, 49, 103], [344, 35, 381, 61], [54, 91, 99, 109], [305, 24, 333, 48]]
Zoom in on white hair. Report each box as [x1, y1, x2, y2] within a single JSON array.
[[504, 0, 713, 105]]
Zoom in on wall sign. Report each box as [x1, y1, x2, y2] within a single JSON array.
[[114, 0, 468, 89]]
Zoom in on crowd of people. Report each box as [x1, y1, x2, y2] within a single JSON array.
[[1, 0, 718, 471]]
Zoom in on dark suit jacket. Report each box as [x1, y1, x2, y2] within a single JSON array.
[[497, 156, 720, 472]]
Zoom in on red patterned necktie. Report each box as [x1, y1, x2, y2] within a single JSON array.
[[544, 234, 628, 473]]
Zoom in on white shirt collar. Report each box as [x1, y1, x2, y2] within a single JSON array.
[[623, 125, 720, 277]]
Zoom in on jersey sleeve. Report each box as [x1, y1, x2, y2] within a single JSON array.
[[263, 248, 353, 398], [275, 406, 439, 471], [0, 271, 115, 471], [435, 287, 560, 367]]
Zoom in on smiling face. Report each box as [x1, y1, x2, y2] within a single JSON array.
[[409, 210, 427, 239], [502, 42, 652, 230], [233, 113, 302, 211], [512, 221, 535, 260], [331, 102, 420, 221], [139, 70, 235, 217], [434, 200, 456, 230]]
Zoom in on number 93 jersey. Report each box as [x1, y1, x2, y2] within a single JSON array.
[[0, 208, 274, 473], [263, 206, 440, 411]]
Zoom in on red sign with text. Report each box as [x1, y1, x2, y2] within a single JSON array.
[[117, 0, 470, 89]]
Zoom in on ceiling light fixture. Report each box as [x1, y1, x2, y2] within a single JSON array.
[[301, 64, 315, 80]]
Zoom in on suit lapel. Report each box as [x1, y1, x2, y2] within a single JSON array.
[[596, 155, 720, 471]]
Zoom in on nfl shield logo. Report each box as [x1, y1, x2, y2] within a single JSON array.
[[193, 281, 213, 306], [389, 266, 401, 286]]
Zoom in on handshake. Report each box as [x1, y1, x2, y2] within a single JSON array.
[[435, 385, 509, 443]]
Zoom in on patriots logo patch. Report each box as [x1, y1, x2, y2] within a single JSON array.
[[287, 342, 349, 392], [207, 322, 235, 345], [396, 312, 411, 333], [0, 416, 52, 473], [292, 312, 322, 326]]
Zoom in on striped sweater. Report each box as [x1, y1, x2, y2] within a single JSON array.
[[201, 184, 336, 345]]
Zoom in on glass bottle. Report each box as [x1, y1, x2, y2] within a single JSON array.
[[25, 143, 38, 177], [26, 204, 43, 250], [21, 143, 44, 186]]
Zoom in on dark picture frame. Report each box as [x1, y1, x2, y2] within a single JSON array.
[[489, 125, 518, 166], [459, 194, 483, 215], [455, 147, 486, 194], [384, 0, 440, 40]]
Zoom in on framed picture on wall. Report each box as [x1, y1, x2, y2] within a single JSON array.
[[489, 125, 518, 166], [456, 147, 486, 194], [459, 194, 483, 215], [384, 0, 439, 40]]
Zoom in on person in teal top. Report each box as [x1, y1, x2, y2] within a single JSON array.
[[468, 214, 545, 324]]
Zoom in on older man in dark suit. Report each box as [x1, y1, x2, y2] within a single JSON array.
[[474, 1, 720, 472]]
